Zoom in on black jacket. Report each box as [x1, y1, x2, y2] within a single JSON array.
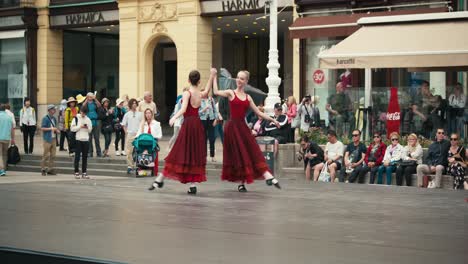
[[426, 139, 450, 167]]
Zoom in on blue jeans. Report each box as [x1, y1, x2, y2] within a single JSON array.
[[377, 165, 396, 185]]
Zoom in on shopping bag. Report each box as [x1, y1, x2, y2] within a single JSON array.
[[318, 162, 331, 182]]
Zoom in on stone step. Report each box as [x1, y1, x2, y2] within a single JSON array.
[[281, 167, 455, 189]]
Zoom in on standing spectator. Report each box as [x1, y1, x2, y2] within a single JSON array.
[[99, 98, 114, 158], [296, 95, 313, 133], [447, 133, 466, 189], [214, 101, 224, 145], [71, 107, 92, 179], [395, 133, 423, 186], [356, 132, 387, 184], [58, 99, 68, 151], [4, 104, 16, 129], [82, 92, 102, 158], [199, 91, 218, 162], [265, 103, 289, 144], [448, 83, 466, 136], [326, 82, 353, 138], [122, 98, 143, 174], [64, 97, 79, 157], [299, 135, 324, 181], [168, 88, 187, 151], [40, 105, 60, 176], [340, 129, 366, 183], [377, 132, 403, 185], [420, 81, 442, 138], [19, 98, 36, 154], [285, 96, 297, 143], [416, 128, 450, 188], [0, 104, 15, 176], [310, 96, 321, 129], [121, 94, 130, 111], [313, 130, 344, 182], [138, 91, 158, 115], [113, 98, 127, 156]]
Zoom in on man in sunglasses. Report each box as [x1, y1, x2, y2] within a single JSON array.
[[340, 129, 366, 183], [416, 128, 450, 188]]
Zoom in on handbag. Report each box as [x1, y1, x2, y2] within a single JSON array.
[[400, 160, 417, 166], [102, 124, 114, 133], [318, 163, 331, 182], [7, 145, 20, 165], [291, 114, 301, 128], [113, 122, 122, 132]]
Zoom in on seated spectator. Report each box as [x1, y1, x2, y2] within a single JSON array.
[[395, 133, 423, 186], [313, 130, 344, 182], [447, 133, 466, 190], [357, 133, 387, 184], [251, 106, 266, 137], [377, 132, 403, 185], [416, 128, 450, 188], [340, 129, 366, 183], [265, 103, 288, 144], [299, 135, 324, 181]]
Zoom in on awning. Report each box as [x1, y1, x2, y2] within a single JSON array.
[[289, 7, 447, 39], [318, 13, 468, 69]]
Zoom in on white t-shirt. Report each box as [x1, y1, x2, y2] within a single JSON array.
[[136, 120, 163, 139], [325, 141, 345, 162], [121, 111, 143, 134]]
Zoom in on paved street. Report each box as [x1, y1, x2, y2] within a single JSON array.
[[0, 173, 467, 264]]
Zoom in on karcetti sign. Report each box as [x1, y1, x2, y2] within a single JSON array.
[[201, 0, 289, 15], [50, 10, 118, 27]]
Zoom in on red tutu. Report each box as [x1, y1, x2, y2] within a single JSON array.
[[221, 94, 270, 184], [163, 96, 207, 184]]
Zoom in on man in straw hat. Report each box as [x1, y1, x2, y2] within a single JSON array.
[[40, 104, 60, 175]]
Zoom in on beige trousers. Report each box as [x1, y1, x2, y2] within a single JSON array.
[[0, 140, 9, 170], [41, 140, 56, 172], [126, 133, 137, 168]]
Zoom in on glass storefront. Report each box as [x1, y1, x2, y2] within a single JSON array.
[[63, 31, 119, 103], [304, 38, 467, 141], [0, 35, 27, 117]]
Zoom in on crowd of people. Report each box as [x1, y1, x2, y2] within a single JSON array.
[[299, 128, 467, 190]]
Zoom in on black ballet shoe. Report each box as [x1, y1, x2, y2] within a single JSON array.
[[266, 178, 281, 189], [187, 186, 197, 195], [238, 184, 247, 192], [148, 180, 164, 191]]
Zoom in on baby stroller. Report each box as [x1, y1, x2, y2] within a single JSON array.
[[132, 133, 160, 177]]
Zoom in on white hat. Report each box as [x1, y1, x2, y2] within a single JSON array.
[[116, 98, 124, 105]]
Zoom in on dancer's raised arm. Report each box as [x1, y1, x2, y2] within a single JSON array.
[[201, 68, 217, 98], [169, 91, 190, 127], [213, 71, 233, 99], [247, 95, 279, 127]]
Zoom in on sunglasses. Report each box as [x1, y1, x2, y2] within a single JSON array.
[[373, 135, 380, 138], [352, 134, 360, 137], [391, 138, 399, 141], [450, 138, 458, 141], [437, 132, 445, 135]]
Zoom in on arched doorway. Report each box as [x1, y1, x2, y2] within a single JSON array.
[[152, 36, 177, 123]]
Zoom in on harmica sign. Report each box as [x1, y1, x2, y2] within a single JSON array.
[[201, 0, 289, 15], [50, 10, 118, 28]]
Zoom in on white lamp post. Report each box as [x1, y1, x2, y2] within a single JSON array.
[[264, 0, 282, 115]]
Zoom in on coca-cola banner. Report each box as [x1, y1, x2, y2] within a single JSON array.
[[386, 87, 401, 139]]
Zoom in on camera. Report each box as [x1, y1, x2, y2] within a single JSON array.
[[304, 95, 311, 102]]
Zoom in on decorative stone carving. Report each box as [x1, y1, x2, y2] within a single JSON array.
[[152, 22, 167, 33], [139, 2, 178, 23]]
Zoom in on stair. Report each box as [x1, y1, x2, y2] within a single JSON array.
[[9, 155, 224, 178]]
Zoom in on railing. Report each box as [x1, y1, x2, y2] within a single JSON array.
[[0, 0, 34, 8]]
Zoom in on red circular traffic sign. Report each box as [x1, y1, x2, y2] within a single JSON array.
[[313, 69, 325, 84]]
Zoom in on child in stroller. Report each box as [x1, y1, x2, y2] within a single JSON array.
[[133, 109, 162, 176]]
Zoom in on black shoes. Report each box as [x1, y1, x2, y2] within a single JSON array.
[[187, 186, 197, 195], [41, 170, 46, 176], [266, 178, 281, 189], [148, 180, 164, 191], [238, 184, 247, 192]]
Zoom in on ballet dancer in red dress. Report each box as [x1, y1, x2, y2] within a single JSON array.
[[149, 69, 216, 195], [213, 70, 281, 192]]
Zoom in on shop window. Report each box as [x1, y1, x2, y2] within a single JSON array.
[[0, 37, 26, 117]]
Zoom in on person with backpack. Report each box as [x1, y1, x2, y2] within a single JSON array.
[[0, 104, 15, 176], [19, 97, 36, 154], [71, 107, 92, 179], [64, 97, 79, 157], [114, 98, 127, 156], [82, 92, 102, 157]]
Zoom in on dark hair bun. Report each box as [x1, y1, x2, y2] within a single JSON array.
[[189, 70, 201, 86]]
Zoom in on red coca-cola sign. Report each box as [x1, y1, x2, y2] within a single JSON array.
[[386, 87, 401, 138], [313, 69, 325, 84]]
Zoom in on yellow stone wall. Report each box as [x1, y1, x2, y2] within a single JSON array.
[[36, 2, 63, 116], [292, 0, 300, 101], [119, 0, 213, 99]]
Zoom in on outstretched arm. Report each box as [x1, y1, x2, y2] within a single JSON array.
[[169, 91, 190, 126], [247, 95, 278, 126], [213, 71, 234, 99], [201, 68, 217, 99]]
